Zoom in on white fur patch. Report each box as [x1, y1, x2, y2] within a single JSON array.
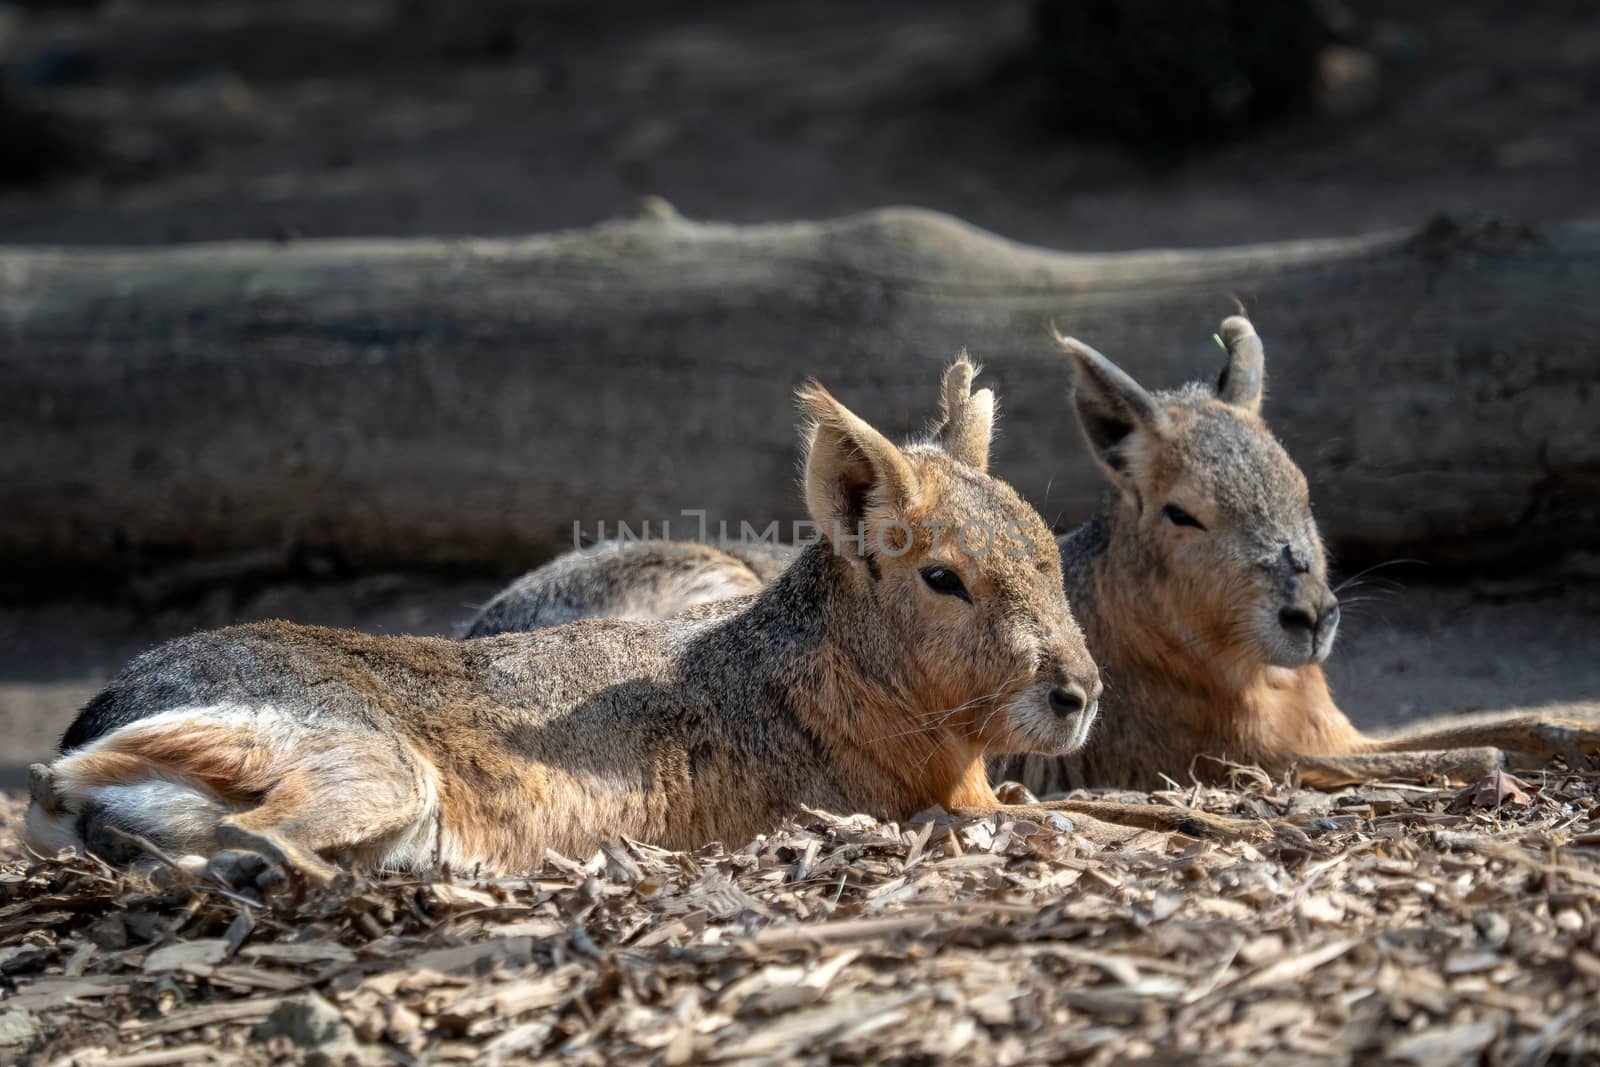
[[22, 803, 80, 857], [368, 762, 452, 872], [35, 703, 465, 875], [86, 779, 232, 853], [1004, 685, 1097, 758], [32, 704, 279, 855]]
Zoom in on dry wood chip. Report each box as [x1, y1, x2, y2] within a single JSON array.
[[5, 975, 128, 1013], [62, 941, 98, 977], [481, 1018, 555, 1058], [706, 990, 923, 1061], [142, 939, 230, 973], [206, 964, 310, 991], [1386, 1018, 1501, 1062], [133, 996, 285, 1035], [437, 964, 585, 1028], [631, 911, 708, 948], [749, 914, 937, 949], [0, 943, 48, 972], [719, 950, 859, 1017], [0, 909, 73, 941], [1298, 895, 1346, 924], [427, 883, 505, 910], [1227, 939, 1360, 995], [7, 775, 1600, 1062], [477, 917, 566, 939], [355, 967, 462, 997], [239, 942, 357, 965], [1442, 950, 1503, 975], [408, 936, 535, 975], [932, 853, 1008, 870], [88, 1044, 218, 1067], [599, 840, 646, 885], [1449, 769, 1540, 812]]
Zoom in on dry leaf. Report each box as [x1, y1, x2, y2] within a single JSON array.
[[1449, 768, 1540, 812]]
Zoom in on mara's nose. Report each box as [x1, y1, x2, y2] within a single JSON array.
[[1049, 678, 1101, 717], [1048, 684, 1086, 717], [1280, 593, 1340, 638], [1278, 605, 1316, 633]]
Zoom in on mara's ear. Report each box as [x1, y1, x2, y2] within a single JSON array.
[[1216, 315, 1265, 414], [1051, 325, 1166, 481], [933, 350, 996, 472], [799, 382, 921, 555]]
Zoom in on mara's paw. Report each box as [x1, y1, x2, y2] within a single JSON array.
[[200, 849, 280, 890], [27, 763, 63, 814], [1170, 809, 1263, 840], [214, 823, 342, 886], [993, 780, 1038, 805], [1525, 720, 1600, 770]]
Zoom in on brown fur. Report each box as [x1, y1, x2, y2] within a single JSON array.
[[995, 317, 1600, 792], [467, 319, 1600, 798], [32, 361, 1159, 878]]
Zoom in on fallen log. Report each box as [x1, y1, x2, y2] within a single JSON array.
[[2, 207, 1596, 587]]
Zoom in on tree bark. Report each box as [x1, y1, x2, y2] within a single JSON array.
[[2, 207, 1595, 586]]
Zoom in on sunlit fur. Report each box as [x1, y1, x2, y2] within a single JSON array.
[[467, 541, 784, 636], [1100, 389, 1338, 674], [483, 320, 1600, 794], [28, 362, 1099, 877], [999, 341, 1358, 790], [998, 317, 1600, 792]]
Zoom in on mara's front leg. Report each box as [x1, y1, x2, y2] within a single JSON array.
[[949, 799, 1263, 843], [1031, 799, 1262, 839], [1363, 705, 1600, 771]]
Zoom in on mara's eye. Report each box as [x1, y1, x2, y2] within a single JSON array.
[[920, 566, 972, 604], [1162, 503, 1207, 531]]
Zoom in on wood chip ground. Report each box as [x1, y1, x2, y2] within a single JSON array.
[[3, 770, 1600, 1065]]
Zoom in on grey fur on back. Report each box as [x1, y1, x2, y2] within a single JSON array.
[[464, 540, 800, 638]]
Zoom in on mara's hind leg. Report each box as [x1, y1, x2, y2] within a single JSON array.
[[33, 708, 437, 880], [1288, 748, 1503, 789], [213, 772, 427, 884], [1363, 706, 1600, 771]]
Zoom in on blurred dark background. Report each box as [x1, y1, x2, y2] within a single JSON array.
[[2, 0, 1597, 248]]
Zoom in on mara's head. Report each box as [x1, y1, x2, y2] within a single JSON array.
[[797, 356, 1100, 758], [1056, 315, 1339, 672]]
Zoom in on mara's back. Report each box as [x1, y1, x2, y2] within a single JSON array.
[[466, 540, 800, 637], [65, 617, 686, 754]]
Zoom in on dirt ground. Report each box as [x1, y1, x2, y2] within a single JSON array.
[[1, 0, 1598, 250]]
